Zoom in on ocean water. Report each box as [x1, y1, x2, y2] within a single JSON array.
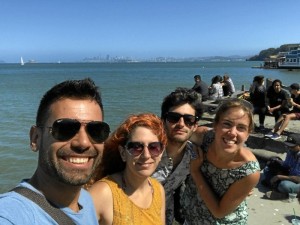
[[1, 61, 299, 193]]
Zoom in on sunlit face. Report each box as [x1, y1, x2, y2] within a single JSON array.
[[122, 126, 163, 178], [32, 98, 105, 186], [273, 82, 281, 93], [213, 107, 250, 154], [164, 103, 197, 144]]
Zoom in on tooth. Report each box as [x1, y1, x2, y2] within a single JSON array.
[[67, 157, 89, 164]]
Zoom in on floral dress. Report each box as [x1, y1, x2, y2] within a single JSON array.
[[181, 131, 260, 225]]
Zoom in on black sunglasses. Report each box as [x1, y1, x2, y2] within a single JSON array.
[[41, 118, 110, 143], [125, 141, 164, 157], [165, 112, 198, 126]]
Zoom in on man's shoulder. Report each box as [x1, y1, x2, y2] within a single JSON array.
[[78, 188, 95, 208], [0, 188, 97, 225], [0, 191, 39, 224], [200, 81, 208, 87], [281, 89, 290, 97], [0, 190, 31, 206]]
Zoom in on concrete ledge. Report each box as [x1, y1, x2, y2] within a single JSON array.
[[246, 135, 287, 154], [251, 148, 286, 168]]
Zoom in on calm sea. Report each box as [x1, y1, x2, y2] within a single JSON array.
[[1, 61, 299, 192]]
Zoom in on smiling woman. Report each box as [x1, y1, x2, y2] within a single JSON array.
[[87, 113, 167, 225], [182, 98, 260, 225]]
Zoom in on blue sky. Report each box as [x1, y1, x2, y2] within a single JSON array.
[[1, 0, 300, 63]]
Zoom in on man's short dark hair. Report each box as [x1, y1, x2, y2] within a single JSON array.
[[194, 75, 201, 80], [36, 78, 103, 126], [161, 87, 203, 121], [272, 79, 283, 87]]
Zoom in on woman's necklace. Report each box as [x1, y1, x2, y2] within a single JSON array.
[[121, 173, 154, 194]]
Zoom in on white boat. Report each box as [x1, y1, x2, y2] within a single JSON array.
[[20, 57, 24, 66], [278, 46, 300, 69]]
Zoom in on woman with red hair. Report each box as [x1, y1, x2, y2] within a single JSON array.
[[88, 113, 167, 225]]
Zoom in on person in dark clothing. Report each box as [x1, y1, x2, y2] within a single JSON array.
[[222, 74, 235, 97], [192, 75, 209, 101], [266, 79, 290, 122], [265, 83, 300, 140], [249, 75, 267, 131]]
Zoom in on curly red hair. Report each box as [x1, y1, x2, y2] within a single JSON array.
[[86, 113, 167, 188]]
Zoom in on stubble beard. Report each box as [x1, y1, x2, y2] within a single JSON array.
[[167, 129, 193, 145], [39, 145, 101, 186]]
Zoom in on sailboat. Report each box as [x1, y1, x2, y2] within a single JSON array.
[[20, 57, 24, 66]]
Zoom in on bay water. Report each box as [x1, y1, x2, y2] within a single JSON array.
[[1, 61, 299, 192]]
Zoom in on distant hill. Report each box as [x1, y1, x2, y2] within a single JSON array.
[[247, 44, 300, 61]]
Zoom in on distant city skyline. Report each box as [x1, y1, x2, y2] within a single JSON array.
[[1, 1, 300, 63], [1, 53, 251, 64]]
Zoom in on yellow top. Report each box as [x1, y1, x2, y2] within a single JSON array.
[[101, 176, 163, 225]]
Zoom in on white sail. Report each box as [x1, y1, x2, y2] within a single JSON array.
[[20, 57, 24, 66]]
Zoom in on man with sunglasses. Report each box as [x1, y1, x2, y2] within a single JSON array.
[[0, 78, 110, 225], [152, 87, 205, 225]]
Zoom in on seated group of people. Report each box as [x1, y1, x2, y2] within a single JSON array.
[[249, 76, 300, 140], [248, 76, 300, 200], [192, 74, 236, 101]]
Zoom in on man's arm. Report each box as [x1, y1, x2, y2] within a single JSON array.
[[271, 175, 300, 185], [189, 126, 211, 146]]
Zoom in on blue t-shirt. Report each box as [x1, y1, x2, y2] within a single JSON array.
[[0, 180, 98, 225], [283, 150, 300, 176]]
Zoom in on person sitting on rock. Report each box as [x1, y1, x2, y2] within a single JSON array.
[[265, 83, 300, 140], [249, 75, 267, 131], [192, 75, 209, 102], [221, 74, 235, 97], [208, 75, 224, 100], [264, 133, 300, 200], [265, 79, 290, 125]]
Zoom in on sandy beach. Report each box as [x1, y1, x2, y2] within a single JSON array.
[[247, 178, 299, 225]]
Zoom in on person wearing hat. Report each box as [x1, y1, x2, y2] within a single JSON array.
[[265, 83, 300, 140], [265, 133, 300, 200]]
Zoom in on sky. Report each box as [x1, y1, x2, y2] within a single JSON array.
[[1, 0, 300, 63]]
